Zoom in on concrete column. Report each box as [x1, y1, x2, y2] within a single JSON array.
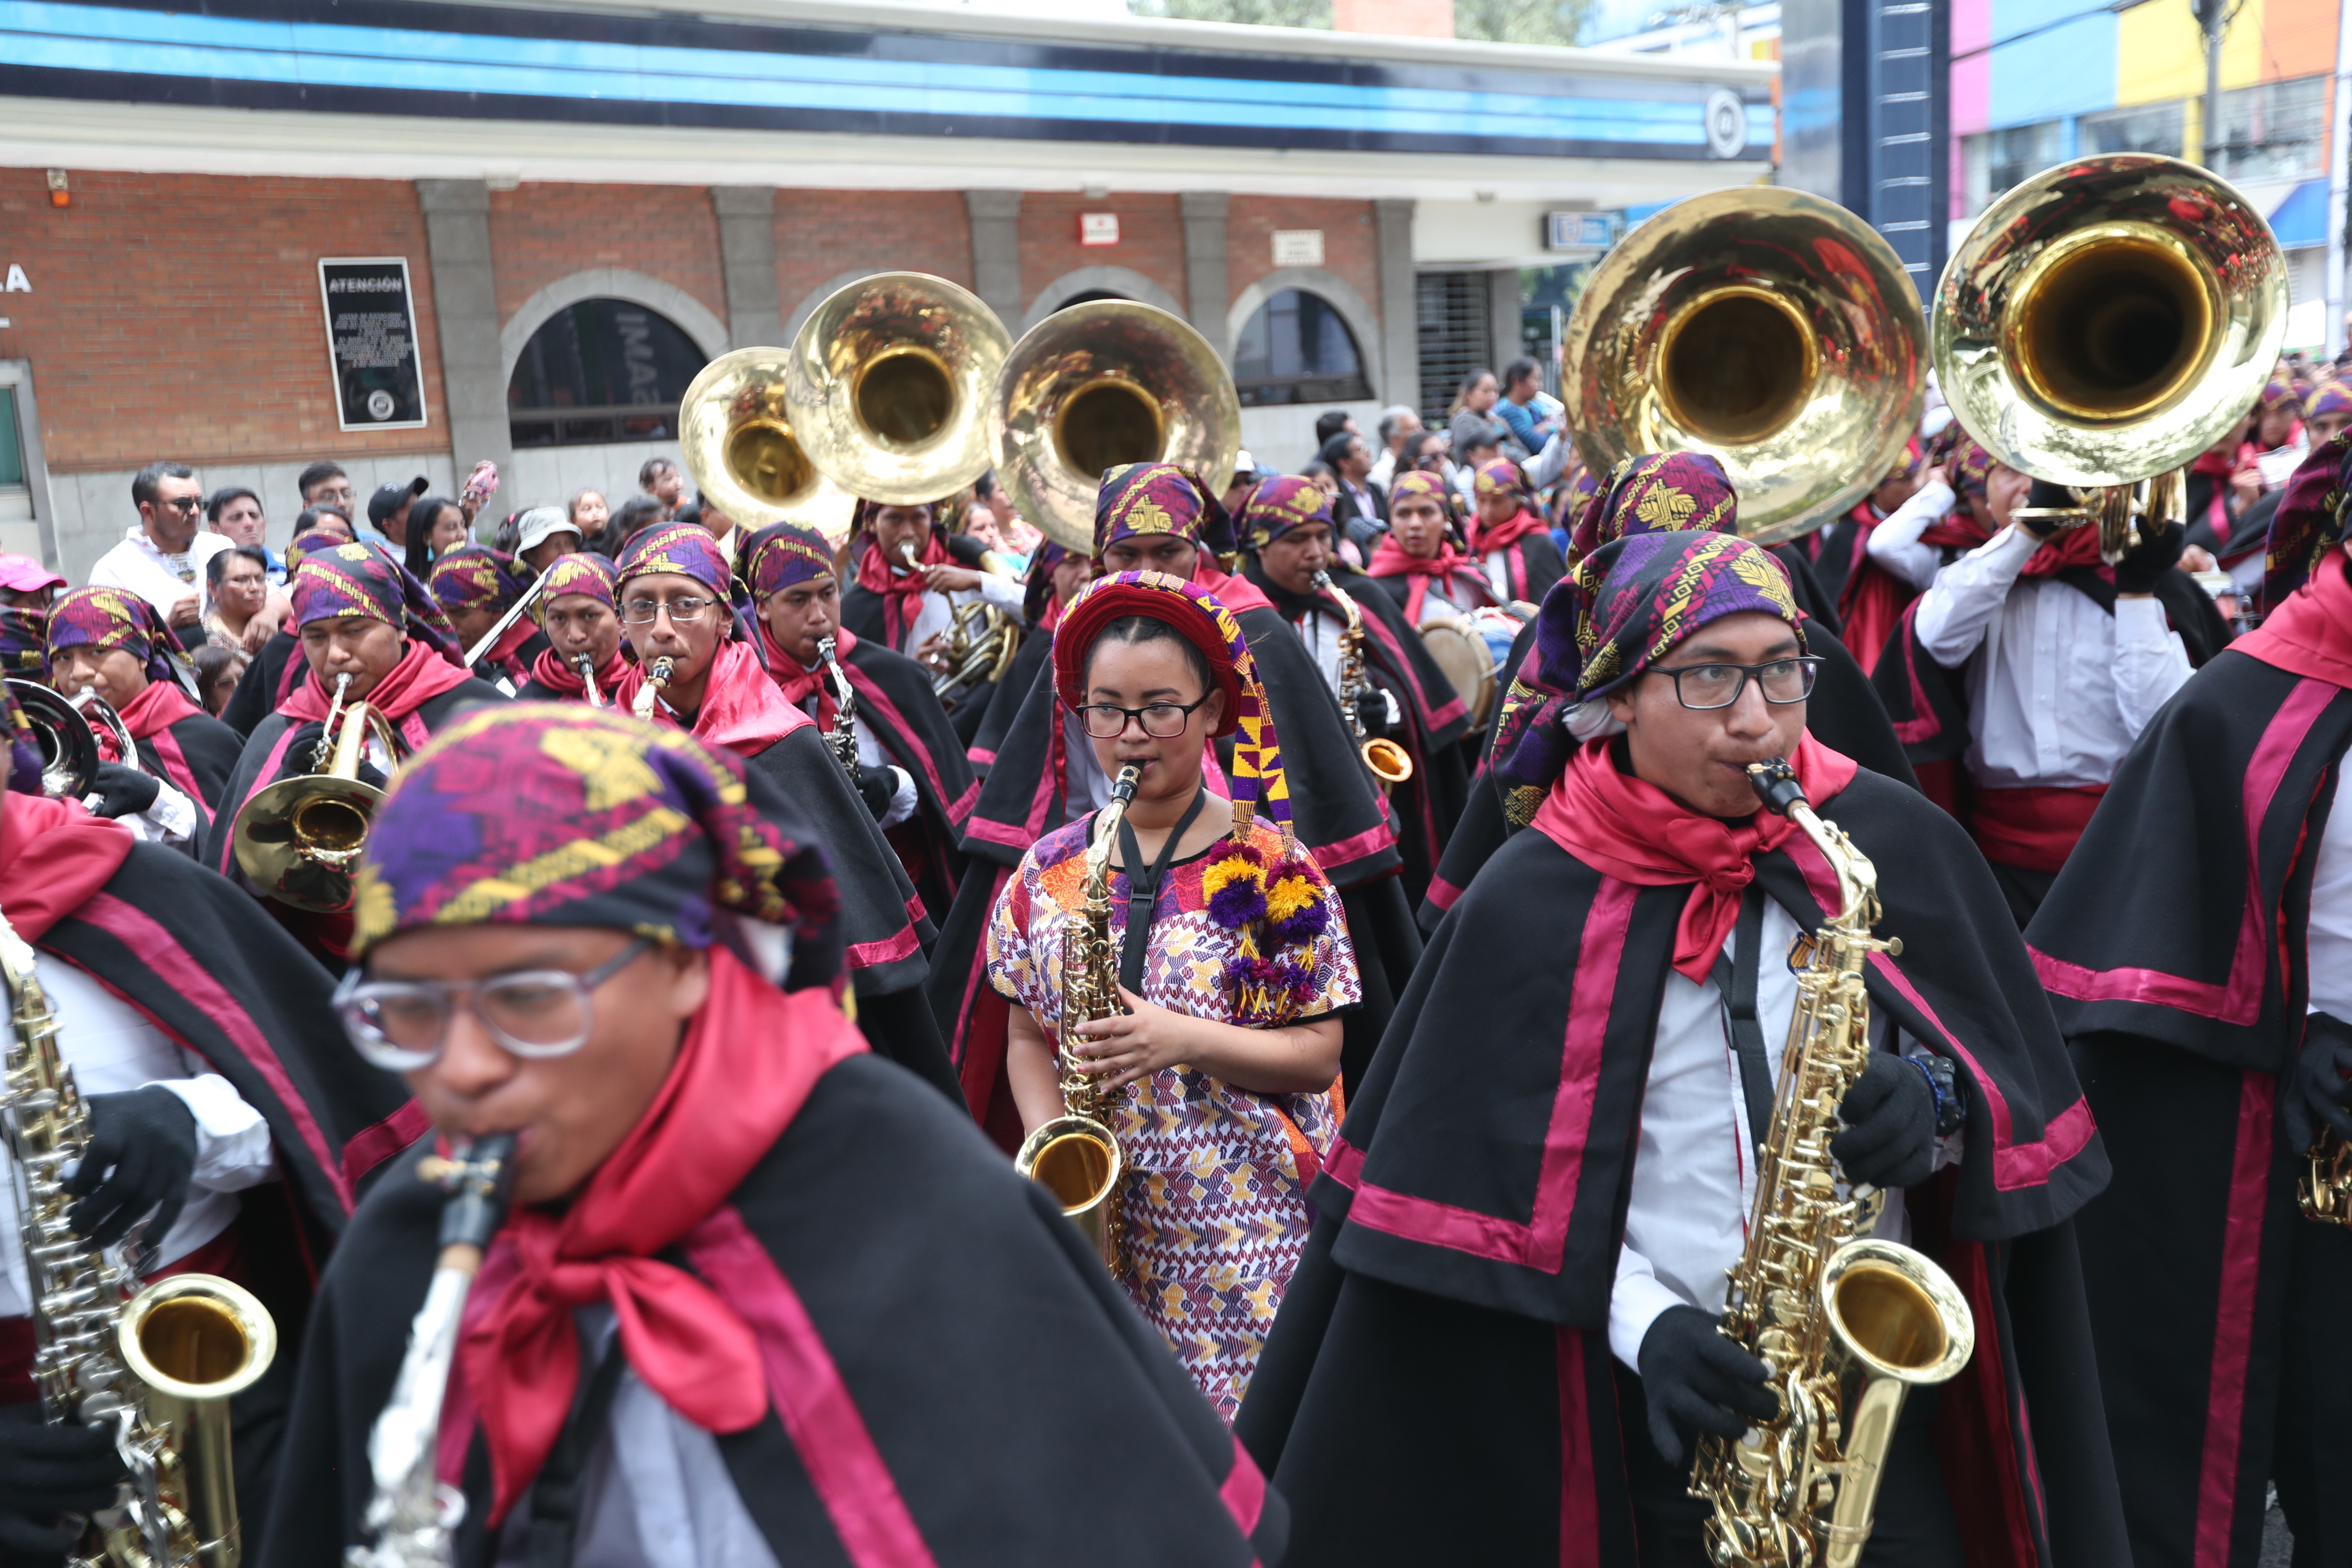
[[415, 179, 508, 480], [964, 190, 1024, 329], [711, 187, 785, 349], [1373, 198, 1419, 414], [1488, 264, 1523, 376], [1179, 191, 1230, 348]]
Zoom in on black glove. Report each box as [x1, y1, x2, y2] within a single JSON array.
[[853, 763, 897, 821], [1830, 1053, 1938, 1191], [2013, 479, 2076, 540], [277, 721, 387, 789], [65, 1086, 198, 1250], [2112, 515, 2188, 594], [84, 763, 157, 821], [2282, 1016, 2352, 1155], [1353, 686, 1391, 739], [0, 1404, 124, 1565], [1636, 1304, 1776, 1465]]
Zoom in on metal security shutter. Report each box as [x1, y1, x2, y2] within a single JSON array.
[[1416, 270, 1491, 427]]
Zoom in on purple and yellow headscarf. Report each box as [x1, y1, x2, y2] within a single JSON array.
[[1567, 452, 1740, 561], [1236, 475, 1334, 553], [740, 522, 836, 599], [618, 521, 732, 596], [290, 541, 460, 657], [1949, 438, 1996, 500], [1094, 462, 1237, 558], [1491, 530, 1806, 827], [284, 528, 351, 575], [1384, 468, 1456, 521], [2261, 429, 2352, 610], [2306, 379, 2352, 424], [0, 607, 46, 676], [45, 586, 185, 685], [539, 551, 619, 611], [1473, 457, 1534, 505], [351, 704, 842, 992], [429, 545, 530, 618], [1023, 540, 1074, 628], [2260, 379, 2304, 416]]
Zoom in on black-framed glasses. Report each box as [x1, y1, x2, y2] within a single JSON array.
[[333, 937, 654, 1070], [1074, 696, 1210, 739], [1649, 656, 1822, 711], [158, 495, 205, 513], [621, 596, 713, 625]]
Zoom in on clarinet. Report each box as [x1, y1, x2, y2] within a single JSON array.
[[346, 1134, 519, 1568], [572, 653, 605, 709], [631, 656, 675, 723], [817, 636, 858, 775]]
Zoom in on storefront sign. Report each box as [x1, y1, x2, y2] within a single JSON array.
[[1079, 212, 1120, 247], [317, 257, 428, 431]]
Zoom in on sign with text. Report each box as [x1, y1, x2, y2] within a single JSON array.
[[317, 257, 428, 431], [1079, 212, 1120, 247], [1270, 229, 1324, 267], [1545, 212, 1617, 252]]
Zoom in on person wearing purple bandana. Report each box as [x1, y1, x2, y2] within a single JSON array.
[[429, 544, 550, 694], [1239, 528, 2125, 1568], [839, 498, 1028, 746], [219, 527, 377, 739]]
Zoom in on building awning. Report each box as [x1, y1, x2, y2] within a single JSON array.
[[2270, 178, 2329, 249]]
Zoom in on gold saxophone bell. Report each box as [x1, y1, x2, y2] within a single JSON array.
[[8, 678, 102, 799], [1361, 736, 1414, 790], [1562, 187, 1927, 543], [677, 350, 857, 547], [109, 1273, 277, 1568], [992, 300, 1242, 554], [1013, 1113, 1127, 1268], [229, 676, 396, 914]]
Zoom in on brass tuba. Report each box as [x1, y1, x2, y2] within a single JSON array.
[[1561, 187, 1927, 543], [230, 672, 398, 914], [1933, 153, 2288, 557], [991, 300, 1242, 554], [676, 354, 858, 549]]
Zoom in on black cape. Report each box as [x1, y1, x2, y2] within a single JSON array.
[[139, 706, 244, 837], [1238, 768, 2124, 1567], [1475, 529, 1569, 607], [814, 634, 979, 939], [968, 625, 1051, 779], [257, 1054, 1285, 1568], [2024, 642, 2352, 1568], [220, 628, 298, 737]]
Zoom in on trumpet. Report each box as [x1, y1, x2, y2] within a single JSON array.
[[633, 656, 676, 722], [572, 652, 605, 708], [229, 672, 400, 914]]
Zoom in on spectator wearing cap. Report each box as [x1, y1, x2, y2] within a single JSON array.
[[366, 474, 431, 554], [640, 455, 685, 520], [0, 554, 64, 611], [88, 460, 233, 643], [1319, 429, 1388, 557], [513, 506, 583, 576], [206, 486, 285, 583], [1367, 405, 1422, 488]]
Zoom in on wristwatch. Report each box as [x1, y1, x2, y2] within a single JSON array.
[[1914, 1053, 1965, 1138]]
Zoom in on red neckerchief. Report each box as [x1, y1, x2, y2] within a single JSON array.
[[2237, 548, 2352, 688], [1191, 553, 1273, 614], [459, 949, 866, 1525], [1038, 595, 1067, 633], [523, 645, 630, 703], [609, 638, 811, 758], [852, 533, 947, 649], [1366, 536, 1493, 622], [759, 622, 857, 730], [1917, 508, 1992, 552], [486, 615, 538, 682], [277, 640, 474, 726], [2192, 442, 2256, 545], [1468, 506, 1546, 557], [1530, 732, 1859, 982], [110, 678, 203, 746], [2016, 523, 2109, 578], [0, 790, 135, 941]]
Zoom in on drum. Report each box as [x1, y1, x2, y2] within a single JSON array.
[[1420, 607, 1532, 729]]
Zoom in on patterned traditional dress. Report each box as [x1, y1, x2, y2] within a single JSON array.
[[986, 812, 1359, 1421]]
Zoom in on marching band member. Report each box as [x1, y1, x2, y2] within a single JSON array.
[[744, 520, 978, 928], [1466, 457, 1567, 604], [0, 680, 416, 1559], [218, 528, 362, 738], [988, 571, 1355, 1422], [1238, 474, 1471, 909], [2026, 434, 2352, 1568], [968, 540, 1091, 778], [1237, 529, 2125, 1568], [259, 704, 1286, 1568], [513, 552, 630, 704], [931, 464, 1412, 1139], [606, 522, 958, 1100], [1800, 444, 1925, 673], [1860, 436, 2001, 601], [45, 585, 241, 842], [428, 543, 549, 694], [840, 499, 1026, 743], [1361, 472, 1500, 625]]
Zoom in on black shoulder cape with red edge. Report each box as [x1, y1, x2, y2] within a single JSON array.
[[967, 626, 1049, 778], [1416, 606, 1917, 932], [1480, 531, 1569, 606], [925, 598, 1418, 1139], [834, 634, 979, 935], [257, 1054, 1285, 1568], [2021, 647, 2352, 1568], [1244, 559, 1473, 911], [1237, 767, 2124, 1568], [139, 707, 244, 834]]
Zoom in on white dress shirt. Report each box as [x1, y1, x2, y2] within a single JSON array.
[[1862, 479, 1961, 591], [1367, 448, 1399, 489], [782, 661, 918, 829], [1912, 526, 2192, 789], [2307, 771, 2352, 1023], [1609, 899, 1941, 1370], [87, 527, 234, 619], [894, 568, 1025, 659], [0, 956, 275, 1318]]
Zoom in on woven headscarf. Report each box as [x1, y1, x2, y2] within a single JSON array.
[[0, 682, 37, 795], [617, 522, 731, 597], [1385, 468, 1457, 523], [1949, 438, 1996, 499], [1022, 540, 1073, 628], [289, 542, 461, 659], [2260, 379, 2304, 416], [429, 544, 530, 618], [45, 586, 186, 685], [1094, 462, 1237, 558], [0, 607, 46, 676], [2307, 379, 2352, 424], [1236, 474, 1335, 552], [2261, 429, 2352, 610], [284, 528, 352, 575], [1490, 530, 1807, 827], [352, 704, 841, 991], [1567, 452, 1740, 561], [1472, 457, 1534, 506], [538, 551, 619, 611], [740, 522, 835, 599]]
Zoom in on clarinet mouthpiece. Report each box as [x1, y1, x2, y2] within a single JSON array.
[[1747, 759, 1807, 817]]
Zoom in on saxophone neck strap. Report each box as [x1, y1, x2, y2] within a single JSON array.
[[1711, 884, 1775, 1156], [1113, 787, 1209, 998]]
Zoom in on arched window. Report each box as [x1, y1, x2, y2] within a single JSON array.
[[1055, 289, 1130, 312], [1232, 289, 1372, 407], [508, 299, 708, 448]]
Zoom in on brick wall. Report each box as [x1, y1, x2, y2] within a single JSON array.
[[1017, 192, 1188, 316], [1227, 195, 1382, 315], [0, 167, 447, 473], [774, 188, 974, 323], [488, 182, 727, 328]]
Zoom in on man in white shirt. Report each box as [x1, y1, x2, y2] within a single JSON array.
[[1366, 406, 1421, 489], [86, 461, 233, 638]]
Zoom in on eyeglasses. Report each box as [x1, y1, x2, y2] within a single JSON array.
[[333, 937, 653, 1070], [1649, 657, 1822, 711], [1075, 696, 1210, 739], [158, 496, 204, 513], [621, 596, 713, 625]]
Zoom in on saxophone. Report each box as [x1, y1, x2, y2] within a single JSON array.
[[2, 897, 276, 1568], [816, 636, 858, 775], [1310, 571, 1412, 795], [1011, 763, 1139, 1271], [631, 656, 675, 723], [1690, 761, 1976, 1568]]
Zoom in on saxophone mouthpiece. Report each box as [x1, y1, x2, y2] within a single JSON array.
[[431, 1132, 520, 1253], [1747, 759, 1808, 818], [1110, 764, 1142, 804]]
